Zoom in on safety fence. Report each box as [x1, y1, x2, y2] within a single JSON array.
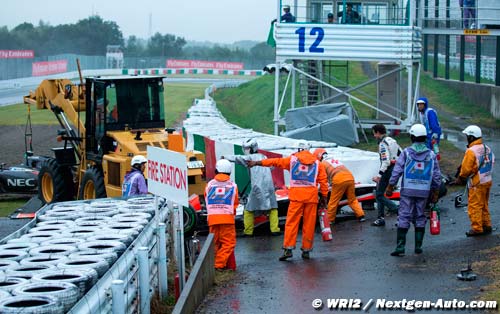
[[122, 68, 265, 76], [0, 196, 179, 313]]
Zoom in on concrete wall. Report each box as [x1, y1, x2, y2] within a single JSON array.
[[438, 79, 500, 119], [172, 233, 215, 314]]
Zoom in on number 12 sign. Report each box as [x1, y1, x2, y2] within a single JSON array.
[[295, 27, 325, 53]]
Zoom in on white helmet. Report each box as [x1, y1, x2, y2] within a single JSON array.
[[295, 140, 311, 151], [131, 155, 147, 166], [242, 138, 258, 152], [462, 125, 482, 138], [215, 159, 232, 174], [409, 124, 427, 137]]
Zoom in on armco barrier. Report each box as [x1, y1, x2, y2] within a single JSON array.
[[172, 234, 215, 314]]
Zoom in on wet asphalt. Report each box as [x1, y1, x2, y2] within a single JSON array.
[[197, 140, 500, 314]]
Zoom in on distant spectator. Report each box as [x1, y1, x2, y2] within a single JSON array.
[[337, 3, 360, 24], [281, 5, 296, 23], [327, 12, 335, 23], [416, 97, 442, 160], [460, 0, 476, 29]]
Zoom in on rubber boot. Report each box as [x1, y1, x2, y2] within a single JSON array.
[[390, 228, 408, 257], [269, 208, 281, 235], [243, 210, 254, 236], [279, 249, 293, 261], [414, 227, 425, 254]]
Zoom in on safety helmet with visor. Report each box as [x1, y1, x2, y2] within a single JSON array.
[[242, 138, 258, 155], [215, 159, 232, 174], [462, 125, 482, 138], [295, 139, 311, 152], [131, 155, 147, 167], [409, 124, 427, 137]]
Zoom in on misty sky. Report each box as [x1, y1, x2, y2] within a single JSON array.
[[1, 0, 282, 44]]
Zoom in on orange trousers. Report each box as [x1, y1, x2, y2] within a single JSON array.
[[328, 180, 365, 222], [283, 201, 317, 252], [468, 184, 492, 233], [209, 224, 236, 269]]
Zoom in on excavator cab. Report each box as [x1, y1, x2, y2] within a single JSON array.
[[85, 76, 165, 162]]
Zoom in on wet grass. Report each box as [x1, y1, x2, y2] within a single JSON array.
[[0, 83, 210, 127], [474, 246, 500, 306], [0, 199, 26, 217]]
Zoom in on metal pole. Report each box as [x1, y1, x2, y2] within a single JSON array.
[[111, 280, 126, 314], [407, 63, 414, 125], [138, 247, 150, 314], [158, 223, 168, 300], [291, 64, 296, 109], [274, 61, 280, 135], [174, 204, 185, 291]]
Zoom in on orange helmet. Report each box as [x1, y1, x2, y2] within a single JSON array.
[[313, 148, 327, 161]]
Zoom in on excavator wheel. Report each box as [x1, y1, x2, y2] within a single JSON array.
[[79, 167, 106, 200], [38, 158, 74, 204]]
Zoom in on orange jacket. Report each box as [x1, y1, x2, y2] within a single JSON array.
[[322, 160, 354, 185], [204, 174, 239, 226], [261, 150, 328, 203], [459, 138, 493, 188]]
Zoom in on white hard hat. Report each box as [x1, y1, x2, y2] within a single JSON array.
[[295, 139, 311, 151], [409, 124, 427, 137], [283, 4, 290, 9], [216, 159, 232, 174], [242, 138, 258, 151], [462, 125, 482, 138], [131, 155, 147, 166]]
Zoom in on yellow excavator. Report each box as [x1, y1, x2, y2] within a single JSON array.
[[23, 73, 206, 207]]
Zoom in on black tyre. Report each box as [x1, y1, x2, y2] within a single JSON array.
[[38, 158, 74, 204], [183, 205, 198, 236], [78, 167, 106, 200]]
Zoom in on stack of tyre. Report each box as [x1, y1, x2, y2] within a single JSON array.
[[0, 196, 156, 313]]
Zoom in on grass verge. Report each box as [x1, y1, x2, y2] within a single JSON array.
[[0, 199, 26, 217]]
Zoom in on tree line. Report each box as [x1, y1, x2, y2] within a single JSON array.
[[0, 15, 274, 62]]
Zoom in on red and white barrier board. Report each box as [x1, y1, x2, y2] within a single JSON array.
[[147, 146, 188, 207], [32, 60, 68, 76], [167, 59, 244, 71]]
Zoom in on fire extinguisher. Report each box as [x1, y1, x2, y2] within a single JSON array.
[[430, 204, 440, 235], [318, 207, 333, 241]]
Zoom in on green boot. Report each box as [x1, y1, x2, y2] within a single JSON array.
[[390, 228, 408, 257], [415, 227, 425, 254]]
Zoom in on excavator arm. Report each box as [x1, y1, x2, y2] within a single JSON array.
[[24, 78, 86, 162]]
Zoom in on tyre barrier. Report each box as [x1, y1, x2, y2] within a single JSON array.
[[32, 268, 98, 298], [0, 295, 64, 314], [0, 242, 39, 252], [41, 237, 86, 246], [4, 264, 55, 280], [0, 250, 28, 262], [0, 260, 18, 272], [20, 255, 69, 267], [87, 233, 134, 246], [28, 244, 78, 257], [74, 216, 112, 226], [12, 281, 80, 313], [57, 257, 110, 277], [0, 277, 28, 293], [113, 212, 152, 221], [0, 196, 172, 313], [77, 240, 127, 255], [69, 251, 118, 267], [17, 232, 59, 243], [28, 225, 68, 234], [36, 219, 76, 227], [0, 289, 9, 299], [61, 226, 102, 238]]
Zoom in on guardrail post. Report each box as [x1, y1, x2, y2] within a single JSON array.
[[111, 280, 126, 314], [138, 247, 151, 314], [158, 223, 168, 299]]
